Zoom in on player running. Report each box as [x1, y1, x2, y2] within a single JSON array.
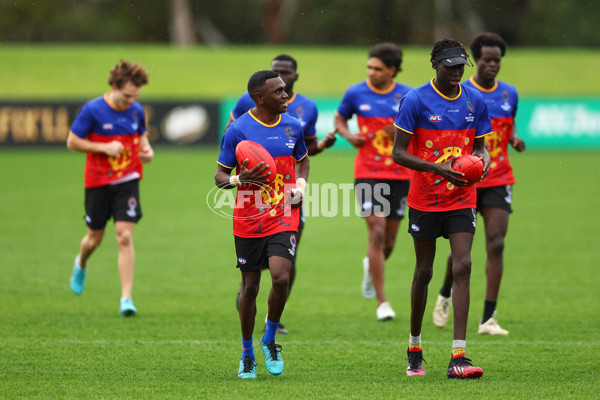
[[67, 59, 153, 317], [392, 39, 491, 378], [432, 33, 525, 335]]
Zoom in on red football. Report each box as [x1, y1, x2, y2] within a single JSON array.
[[235, 140, 277, 183], [451, 155, 484, 185]]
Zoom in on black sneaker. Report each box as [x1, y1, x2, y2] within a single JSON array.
[[447, 355, 484, 379], [406, 348, 426, 376]]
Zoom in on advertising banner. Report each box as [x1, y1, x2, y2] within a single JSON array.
[[0, 101, 220, 146]]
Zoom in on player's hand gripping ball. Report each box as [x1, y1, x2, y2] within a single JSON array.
[[235, 140, 277, 183], [451, 155, 484, 185]]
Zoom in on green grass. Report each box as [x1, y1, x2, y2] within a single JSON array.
[[1, 148, 599, 398], [0, 44, 599, 99]]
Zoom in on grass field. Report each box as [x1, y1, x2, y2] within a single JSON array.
[[1, 44, 599, 99], [1, 147, 599, 398]]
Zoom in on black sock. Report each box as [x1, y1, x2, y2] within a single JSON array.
[[440, 284, 452, 298], [482, 300, 496, 323]]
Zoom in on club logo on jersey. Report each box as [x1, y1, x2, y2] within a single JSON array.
[[411, 224, 420, 232], [466, 100, 474, 113], [296, 106, 304, 118], [238, 258, 247, 265], [103, 123, 113, 131], [359, 104, 371, 112], [429, 115, 442, 122], [126, 196, 137, 217], [285, 126, 294, 138]]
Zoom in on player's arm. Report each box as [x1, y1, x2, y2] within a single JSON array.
[[66, 131, 123, 157], [392, 127, 468, 187], [334, 113, 365, 148], [472, 136, 491, 180], [305, 132, 336, 156], [138, 134, 154, 163], [509, 127, 526, 152]]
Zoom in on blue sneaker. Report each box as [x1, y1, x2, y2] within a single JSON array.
[[259, 339, 284, 375], [119, 298, 137, 317], [238, 356, 257, 379], [70, 256, 86, 295]]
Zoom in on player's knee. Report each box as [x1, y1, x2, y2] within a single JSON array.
[[84, 232, 104, 249], [487, 235, 505, 260], [452, 258, 472, 280], [271, 275, 290, 293], [242, 282, 260, 299], [115, 229, 133, 247], [369, 225, 386, 247], [414, 265, 433, 285]]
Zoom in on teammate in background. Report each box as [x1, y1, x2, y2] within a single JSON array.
[[334, 43, 412, 321], [67, 59, 153, 317], [229, 54, 336, 334], [215, 70, 309, 379], [392, 39, 491, 378], [432, 33, 525, 335]]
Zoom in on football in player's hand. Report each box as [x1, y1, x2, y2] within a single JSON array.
[[235, 140, 277, 183], [451, 155, 484, 185]]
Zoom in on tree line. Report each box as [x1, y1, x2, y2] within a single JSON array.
[[0, 0, 597, 47]]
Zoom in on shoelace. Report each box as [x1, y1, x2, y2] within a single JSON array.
[[452, 356, 474, 367], [242, 357, 256, 373], [408, 351, 426, 370], [266, 342, 282, 360]]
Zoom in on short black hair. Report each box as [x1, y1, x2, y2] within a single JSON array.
[[469, 32, 507, 59], [247, 70, 280, 99], [272, 54, 297, 71], [369, 42, 403, 75], [430, 39, 471, 65]]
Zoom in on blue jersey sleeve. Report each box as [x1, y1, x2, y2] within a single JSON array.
[[70, 102, 94, 138], [135, 103, 148, 136], [293, 121, 308, 160], [394, 92, 420, 134], [217, 125, 240, 169], [337, 87, 357, 120], [303, 102, 318, 138], [231, 93, 255, 120]]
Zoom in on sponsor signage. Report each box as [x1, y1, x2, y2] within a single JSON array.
[[0, 101, 220, 146]]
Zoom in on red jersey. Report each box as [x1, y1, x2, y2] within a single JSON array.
[[70, 94, 147, 188], [463, 77, 519, 188]]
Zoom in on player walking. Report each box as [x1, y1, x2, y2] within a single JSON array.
[[432, 33, 525, 335], [215, 70, 309, 379], [392, 39, 491, 378], [229, 54, 335, 334], [334, 43, 413, 321]]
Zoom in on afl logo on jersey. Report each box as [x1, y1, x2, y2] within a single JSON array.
[[103, 123, 113, 131], [429, 115, 442, 122], [359, 104, 371, 112]]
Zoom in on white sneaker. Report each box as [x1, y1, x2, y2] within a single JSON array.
[[376, 301, 396, 321], [432, 294, 451, 328], [361, 257, 375, 300], [478, 311, 509, 335]]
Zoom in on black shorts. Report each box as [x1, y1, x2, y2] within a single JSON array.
[[234, 231, 297, 272], [408, 208, 476, 240], [84, 179, 142, 230], [355, 179, 410, 220], [477, 185, 513, 213]]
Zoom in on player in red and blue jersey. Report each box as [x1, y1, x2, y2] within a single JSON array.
[[228, 55, 335, 335], [392, 39, 491, 378], [215, 70, 309, 379], [66, 59, 154, 317], [433, 33, 526, 336], [334, 43, 413, 321]]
